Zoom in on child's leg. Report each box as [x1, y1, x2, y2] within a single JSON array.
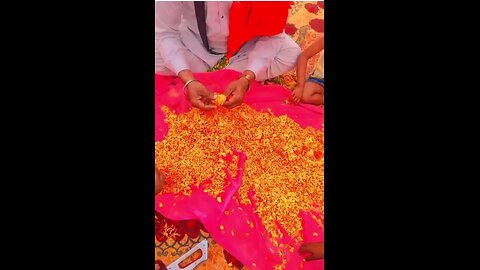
[[301, 81, 324, 105]]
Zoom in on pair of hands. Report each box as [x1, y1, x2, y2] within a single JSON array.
[[186, 78, 249, 110]]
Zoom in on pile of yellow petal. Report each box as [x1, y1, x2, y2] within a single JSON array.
[[213, 93, 227, 106], [155, 104, 323, 244]]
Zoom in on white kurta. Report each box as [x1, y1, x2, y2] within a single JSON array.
[[155, 1, 301, 81]]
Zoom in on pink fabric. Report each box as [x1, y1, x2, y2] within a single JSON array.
[[155, 69, 324, 269]]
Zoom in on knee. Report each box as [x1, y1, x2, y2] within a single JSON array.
[[290, 43, 302, 59], [301, 91, 324, 105], [263, 44, 301, 80], [280, 35, 301, 60], [301, 90, 311, 103], [277, 42, 301, 67]]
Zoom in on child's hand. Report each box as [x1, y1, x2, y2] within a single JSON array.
[[299, 242, 324, 261], [291, 86, 304, 104]]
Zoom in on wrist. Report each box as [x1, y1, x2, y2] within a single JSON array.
[[240, 71, 255, 91], [243, 70, 256, 80], [238, 76, 250, 88], [183, 79, 199, 95], [178, 69, 195, 84]]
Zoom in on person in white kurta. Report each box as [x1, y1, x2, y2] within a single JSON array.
[[155, 1, 301, 110]]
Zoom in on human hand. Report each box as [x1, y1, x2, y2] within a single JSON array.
[[223, 78, 248, 109], [290, 85, 304, 104], [186, 81, 216, 110], [155, 168, 166, 195], [299, 242, 324, 261]]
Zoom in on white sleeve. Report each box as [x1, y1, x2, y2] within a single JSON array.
[[155, 1, 190, 75], [245, 34, 284, 78]]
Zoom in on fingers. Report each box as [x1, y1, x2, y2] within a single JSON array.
[[299, 242, 324, 261], [187, 82, 217, 110], [223, 84, 236, 108], [223, 96, 234, 108], [224, 82, 246, 109], [298, 243, 312, 254], [224, 94, 241, 109], [196, 83, 215, 104], [201, 88, 216, 101], [305, 255, 316, 261], [291, 93, 298, 104], [223, 85, 234, 99], [201, 104, 217, 110], [200, 96, 214, 106], [299, 244, 315, 261], [295, 95, 301, 103], [191, 98, 217, 111], [290, 92, 300, 104]]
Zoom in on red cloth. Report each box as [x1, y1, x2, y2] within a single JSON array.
[[155, 69, 324, 270], [227, 1, 292, 59]]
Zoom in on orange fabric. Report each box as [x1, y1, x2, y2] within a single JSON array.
[[227, 1, 292, 59]]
